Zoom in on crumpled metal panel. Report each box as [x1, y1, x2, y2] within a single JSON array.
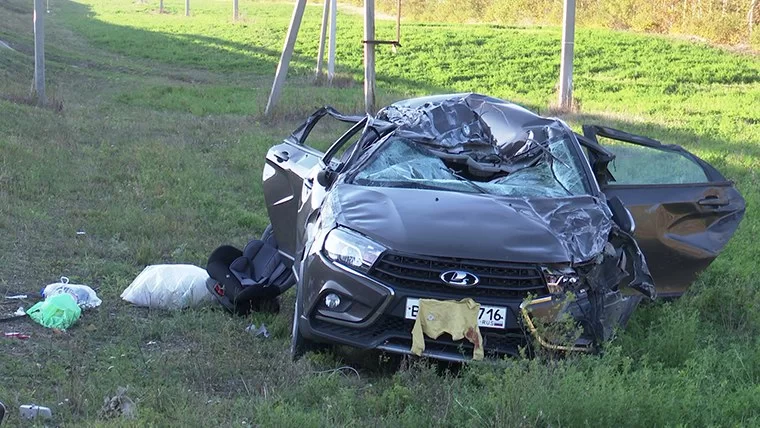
[[330, 184, 614, 265], [377, 94, 564, 176], [379, 100, 494, 150], [604, 184, 745, 296]]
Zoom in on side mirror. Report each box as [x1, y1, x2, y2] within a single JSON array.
[[317, 169, 335, 187], [607, 196, 635, 234]]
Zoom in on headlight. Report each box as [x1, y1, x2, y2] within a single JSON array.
[[323, 227, 385, 272]]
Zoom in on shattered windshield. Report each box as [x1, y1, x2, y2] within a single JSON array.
[[353, 136, 589, 198], [349, 94, 591, 198]]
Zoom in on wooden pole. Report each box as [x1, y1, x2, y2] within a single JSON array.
[[316, 0, 329, 78], [327, 0, 337, 83], [396, 0, 401, 42], [558, 0, 576, 111], [233, 0, 238, 20], [33, 0, 46, 106], [185, 0, 190, 16], [265, 0, 307, 115], [364, 0, 376, 114]]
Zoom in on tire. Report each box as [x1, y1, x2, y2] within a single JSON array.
[[291, 314, 309, 361], [291, 287, 317, 361], [290, 286, 331, 360]]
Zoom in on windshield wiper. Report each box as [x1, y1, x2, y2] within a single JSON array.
[[440, 167, 488, 194]]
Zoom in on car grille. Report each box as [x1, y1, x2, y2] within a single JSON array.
[[369, 252, 548, 299]]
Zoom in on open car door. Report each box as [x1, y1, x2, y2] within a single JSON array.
[[583, 125, 745, 297], [262, 108, 364, 261]]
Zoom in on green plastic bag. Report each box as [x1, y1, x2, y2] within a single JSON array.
[[27, 293, 82, 330]]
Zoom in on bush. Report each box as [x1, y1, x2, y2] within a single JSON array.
[[360, 0, 757, 47], [687, 269, 760, 339], [485, 0, 562, 26]]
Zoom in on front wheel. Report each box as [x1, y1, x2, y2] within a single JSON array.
[[291, 289, 323, 361], [291, 323, 311, 361]]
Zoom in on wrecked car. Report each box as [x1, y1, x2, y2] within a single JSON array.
[[262, 93, 745, 361]]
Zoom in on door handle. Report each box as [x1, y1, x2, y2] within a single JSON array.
[[698, 196, 729, 207], [274, 151, 290, 163]]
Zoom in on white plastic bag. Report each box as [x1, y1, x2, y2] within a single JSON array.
[[121, 264, 215, 310], [42, 277, 102, 309]]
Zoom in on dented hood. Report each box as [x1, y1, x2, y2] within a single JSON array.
[[331, 184, 613, 264]]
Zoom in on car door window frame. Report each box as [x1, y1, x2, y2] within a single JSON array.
[[322, 117, 369, 168], [581, 125, 730, 188], [561, 131, 602, 197], [289, 106, 365, 147]]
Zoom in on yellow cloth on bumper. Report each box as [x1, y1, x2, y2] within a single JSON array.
[[411, 298, 484, 360]]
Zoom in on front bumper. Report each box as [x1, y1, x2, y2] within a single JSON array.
[[297, 251, 638, 361]]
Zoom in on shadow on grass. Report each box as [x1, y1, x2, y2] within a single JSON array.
[[54, 0, 453, 114]]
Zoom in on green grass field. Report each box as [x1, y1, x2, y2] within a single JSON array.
[[1, 0, 760, 425]]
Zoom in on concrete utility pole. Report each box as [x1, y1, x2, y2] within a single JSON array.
[[327, 0, 337, 82], [233, 0, 238, 20], [364, 0, 376, 114], [268, 0, 378, 114], [396, 0, 401, 45], [558, 0, 576, 111], [265, 0, 307, 115], [33, 0, 46, 106], [159, 0, 164, 13], [185, 0, 190, 16], [315, 0, 330, 77]]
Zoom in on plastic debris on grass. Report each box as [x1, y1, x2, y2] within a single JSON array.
[[245, 323, 270, 338], [121, 264, 215, 310], [42, 276, 102, 309], [26, 294, 82, 330], [3, 332, 30, 339], [19, 404, 52, 420], [99, 387, 136, 420]]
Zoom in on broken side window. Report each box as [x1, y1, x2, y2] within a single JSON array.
[[599, 137, 709, 185]]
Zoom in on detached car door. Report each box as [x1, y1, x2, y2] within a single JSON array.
[[262, 108, 364, 261], [583, 125, 745, 297]]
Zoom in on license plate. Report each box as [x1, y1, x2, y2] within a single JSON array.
[[404, 298, 507, 329]]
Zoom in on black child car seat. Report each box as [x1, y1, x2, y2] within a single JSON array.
[[205, 226, 295, 315]]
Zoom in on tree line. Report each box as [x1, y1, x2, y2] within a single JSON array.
[[351, 0, 760, 47]]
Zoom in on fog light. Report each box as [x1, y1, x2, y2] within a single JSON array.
[[324, 293, 341, 309]]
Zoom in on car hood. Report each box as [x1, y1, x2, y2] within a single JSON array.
[[330, 184, 613, 264]]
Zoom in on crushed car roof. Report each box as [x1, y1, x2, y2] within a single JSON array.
[[377, 93, 568, 177]]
